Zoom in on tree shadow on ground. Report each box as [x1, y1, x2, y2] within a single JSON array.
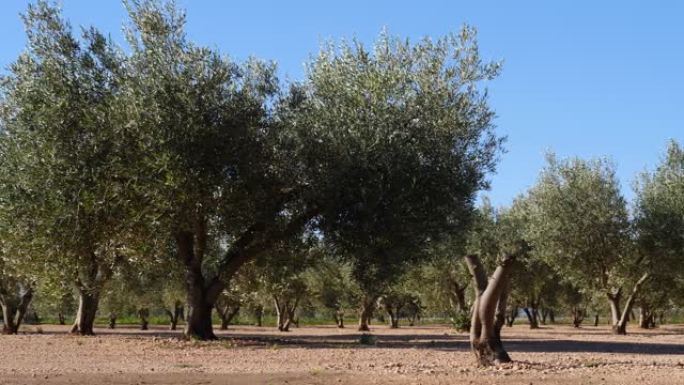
[[22, 324, 684, 355]]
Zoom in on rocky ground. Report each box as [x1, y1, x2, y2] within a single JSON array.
[[1, 323, 683, 384]]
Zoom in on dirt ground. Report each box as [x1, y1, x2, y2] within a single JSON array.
[[1, 323, 683, 385]]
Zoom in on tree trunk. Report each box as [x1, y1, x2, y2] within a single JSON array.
[[549, 309, 556, 323], [540, 308, 548, 325], [177, 231, 222, 340], [523, 307, 539, 329], [388, 311, 399, 328], [571, 307, 585, 328], [58, 312, 66, 325], [165, 301, 183, 330], [607, 288, 622, 328], [275, 297, 287, 331], [594, 313, 599, 326], [505, 305, 517, 327], [612, 273, 650, 335], [70, 289, 100, 336], [185, 297, 217, 339], [253, 305, 263, 327], [465, 250, 522, 367], [334, 310, 345, 328], [357, 297, 375, 332], [0, 287, 33, 335], [639, 307, 651, 329], [138, 308, 149, 330], [218, 305, 240, 330]]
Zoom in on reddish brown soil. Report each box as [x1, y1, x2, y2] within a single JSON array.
[[1, 323, 683, 384]]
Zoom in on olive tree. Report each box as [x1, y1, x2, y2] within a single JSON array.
[[527, 155, 649, 335], [0, 2, 142, 335], [634, 140, 684, 327], [464, 198, 530, 366], [122, 0, 311, 339], [305, 256, 356, 328], [281, 26, 503, 331]]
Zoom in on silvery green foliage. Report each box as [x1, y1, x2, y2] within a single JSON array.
[[526, 154, 633, 292], [0, 1, 136, 288], [634, 141, 684, 306], [278, 26, 504, 291]]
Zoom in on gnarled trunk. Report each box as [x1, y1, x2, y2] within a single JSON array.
[[274, 296, 299, 332], [165, 301, 183, 330], [58, 312, 66, 325], [176, 230, 222, 340], [465, 251, 520, 367], [523, 307, 539, 329], [185, 295, 217, 339], [0, 286, 33, 335], [607, 289, 622, 328], [384, 301, 402, 329], [639, 307, 653, 329], [611, 273, 650, 335], [70, 289, 100, 336], [593, 313, 599, 326], [185, 282, 221, 340], [357, 296, 375, 332], [571, 306, 585, 328], [218, 305, 240, 330]]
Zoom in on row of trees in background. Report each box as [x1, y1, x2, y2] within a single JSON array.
[[0, 1, 683, 367]]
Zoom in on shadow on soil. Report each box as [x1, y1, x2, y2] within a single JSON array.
[[23, 324, 684, 355]]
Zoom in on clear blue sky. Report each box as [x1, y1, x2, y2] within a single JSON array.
[[2, 1, 682, 207]]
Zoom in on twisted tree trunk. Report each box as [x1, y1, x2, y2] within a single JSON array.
[[464, 252, 519, 366], [612, 273, 650, 335], [0, 286, 33, 335], [218, 304, 240, 330], [523, 307, 539, 329], [70, 288, 100, 336], [164, 301, 184, 330], [571, 307, 585, 328], [357, 296, 376, 332]]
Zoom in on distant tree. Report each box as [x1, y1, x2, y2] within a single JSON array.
[[305, 256, 356, 328], [254, 240, 313, 332], [528, 154, 649, 335], [634, 140, 684, 328], [0, 265, 33, 334], [30, 279, 76, 325]]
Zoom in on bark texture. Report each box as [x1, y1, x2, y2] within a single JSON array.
[[357, 296, 376, 332], [0, 285, 33, 335], [70, 289, 100, 336], [274, 296, 299, 332], [612, 273, 650, 335], [464, 252, 518, 367]]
